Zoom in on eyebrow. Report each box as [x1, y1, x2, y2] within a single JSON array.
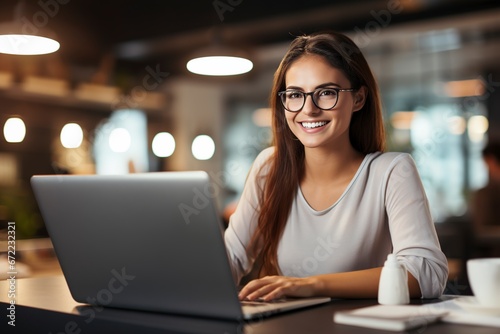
[[285, 82, 342, 91]]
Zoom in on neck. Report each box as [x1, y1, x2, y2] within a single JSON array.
[[303, 144, 364, 183]]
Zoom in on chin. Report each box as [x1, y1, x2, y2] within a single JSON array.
[[299, 140, 324, 149]]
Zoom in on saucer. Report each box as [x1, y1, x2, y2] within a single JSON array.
[[454, 296, 500, 316]]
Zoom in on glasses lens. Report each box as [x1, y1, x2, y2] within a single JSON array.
[[313, 88, 339, 110], [281, 91, 304, 112]]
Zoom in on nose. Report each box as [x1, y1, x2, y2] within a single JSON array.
[[301, 94, 320, 115]]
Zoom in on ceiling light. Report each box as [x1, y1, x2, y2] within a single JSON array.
[[152, 132, 176, 158], [187, 55, 253, 76], [192, 135, 215, 160], [60, 123, 83, 149], [0, 31, 60, 55], [186, 36, 253, 76], [0, 2, 60, 55], [3, 117, 26, 143]]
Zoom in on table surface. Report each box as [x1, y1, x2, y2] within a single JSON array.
[[1, 275, 497, 334]]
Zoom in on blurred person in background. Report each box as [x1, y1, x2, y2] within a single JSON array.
[[471, 140, 500, 256]]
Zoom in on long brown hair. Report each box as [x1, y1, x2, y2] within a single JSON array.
[[248, 31, 386, 277]]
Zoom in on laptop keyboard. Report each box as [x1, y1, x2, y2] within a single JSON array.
[[241, 298, 290, 307]]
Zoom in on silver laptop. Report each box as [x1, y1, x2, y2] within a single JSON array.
[[31, 171, 330, 321]]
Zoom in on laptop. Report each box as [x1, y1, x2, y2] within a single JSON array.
[[30, 171, 330, 321]]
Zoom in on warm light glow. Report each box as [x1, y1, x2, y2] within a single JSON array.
[[60, 123, 83, 149], [3, 117, 26, 143], [468, 115, 489, 143], [0, 34, 60, 55], [442, 79, 485, 98], [191, 135, 215, 160], [0, 71, 13, 88], [22, 76, 69, 96], [187, 56, 253, 76], [390, 111, 418, 130], [152, 132, 175, 157], [447, 116, 466, 135], [109, 128, 131, 153], [252, 108, 272, 127]]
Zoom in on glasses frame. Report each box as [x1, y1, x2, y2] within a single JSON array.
[[278, 87, 356, 112]]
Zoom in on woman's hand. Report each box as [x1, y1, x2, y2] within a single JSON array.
[[238, 275, 319, 301]]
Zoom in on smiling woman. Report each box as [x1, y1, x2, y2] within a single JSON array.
[[281, 54, 367, 152], [224, 31, 448, 302]]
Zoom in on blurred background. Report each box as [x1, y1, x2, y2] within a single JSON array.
[[0, 0, 499, 290]]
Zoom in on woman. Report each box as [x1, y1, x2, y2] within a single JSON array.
[[225, 31, 448, 301]]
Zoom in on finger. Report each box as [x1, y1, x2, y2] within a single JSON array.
[[238, 276, 277, 300], [259, 286, 287, 301], [246, 281, 287, 301]]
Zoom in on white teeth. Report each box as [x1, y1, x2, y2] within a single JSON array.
[[301, 121, 327, 129]]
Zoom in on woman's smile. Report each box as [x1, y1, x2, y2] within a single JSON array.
[[300, 121, 330, 129]]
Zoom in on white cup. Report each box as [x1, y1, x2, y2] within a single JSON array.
[[467, 258, 500, 308]]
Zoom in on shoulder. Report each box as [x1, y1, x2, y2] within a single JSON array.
[[255, 146, 275, 163], [252, 146, 275, 172], [368, 151, 415, 168], [245, 146, 275, 182], [369, 151, 413, 165], [365, 151, 418, 178]]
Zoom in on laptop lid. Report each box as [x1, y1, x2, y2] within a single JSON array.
[[31, 171, 244, 320], [31, 171, 331, 321]]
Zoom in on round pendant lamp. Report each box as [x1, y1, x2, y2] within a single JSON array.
[[0, 1, 60, 55], [186, 28, 253, 76]]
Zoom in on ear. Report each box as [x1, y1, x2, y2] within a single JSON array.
[[352, 86, 367, 112]]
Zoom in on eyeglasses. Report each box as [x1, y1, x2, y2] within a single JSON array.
[[278, 87, 356, 112]]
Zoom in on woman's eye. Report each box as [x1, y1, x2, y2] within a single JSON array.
[[319, 89, 336, 96], [287, 92, 303, 99]]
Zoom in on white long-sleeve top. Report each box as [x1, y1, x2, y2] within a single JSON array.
[[224, 147, 449, 298]]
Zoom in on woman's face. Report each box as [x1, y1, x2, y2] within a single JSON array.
[[283, 54, 365, 151]]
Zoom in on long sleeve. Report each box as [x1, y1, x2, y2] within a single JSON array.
[[384, 154, 449, 298], [224, 147, 274, 284]]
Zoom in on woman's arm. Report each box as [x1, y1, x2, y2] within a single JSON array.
[[224, 148, 275, 283], [239, 267, 421, 301], [384, 154, 448, 298]]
